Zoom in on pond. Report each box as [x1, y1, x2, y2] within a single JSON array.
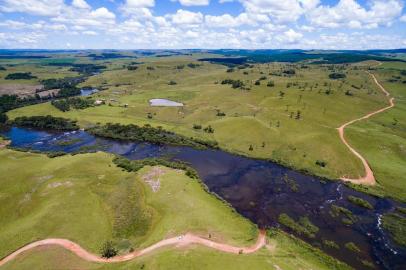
[[149, 98, 184, 107], [80, 88, 99, 96], [2, 126, 405, 270]]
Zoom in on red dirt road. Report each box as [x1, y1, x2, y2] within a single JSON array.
[[0, 230, 266, 266], [338, 70, 395, 185]]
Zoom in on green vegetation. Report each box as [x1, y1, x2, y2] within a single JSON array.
[[347, 196, 373, 210], [329, 73, 346, 79], [5, 72, 37, 80], [12, 115, 79, 130], [52, 97, 95, 112], [278, 214, 319, 238], [113, 156, 199, 179], [382, 213, 406, 246], [221, 79, 246, 89], [100, 241, 118, 258], [344, 242, 360, 253], [323, 240, 340, 249], [4, 54, 406, 202], [329, 205, 357, 225], [87, 123, 218, 149]]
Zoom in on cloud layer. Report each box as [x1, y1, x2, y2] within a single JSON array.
[[0, 0, 405, 49]]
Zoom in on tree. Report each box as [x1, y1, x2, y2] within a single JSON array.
[[295, 110, 301, 120], [0, 113, 8, 124], [267, 80, 275, 87], [100, 241, 118, 258]]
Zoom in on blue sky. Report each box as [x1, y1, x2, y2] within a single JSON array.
[[0, 0, 405, 49]]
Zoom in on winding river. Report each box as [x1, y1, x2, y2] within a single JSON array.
[[2, 126, 405, 270]]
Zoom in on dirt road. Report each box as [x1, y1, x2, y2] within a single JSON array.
[[0, 230, 266, 266], [338, 69, 395, 185]]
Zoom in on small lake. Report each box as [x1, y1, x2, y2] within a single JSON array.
[[149, 98, 184, 107], [80, 88, 99, 96], [2, 126, 405, 270]]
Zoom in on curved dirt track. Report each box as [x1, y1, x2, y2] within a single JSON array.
[[338, 69, 395, 185], [0, 230, 266, 266]]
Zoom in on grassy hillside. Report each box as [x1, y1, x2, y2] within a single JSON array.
[[7, 55, 405, 200], [0, 149, 350, 269]]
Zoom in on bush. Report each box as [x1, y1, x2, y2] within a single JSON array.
[[168, 80, 177, 85], [221, 79, 245, 89], [344, 242, 360, 253], [315, 160, 327, 167], [5, 72, 37, 80], [193, 124, 202, 130], [267, 80, 275, 87], [382, 213, 406, 246], [0, 113, 8, 124], [323, 240, 340, 249], [278, 213, 319, 238], [87, 123, 218, 149], [12, 115, 79, 131], [329, 73, 346, 79], [113, 156, 199, 179], [127, 65, 138, 70], [283, 69, 295, 75], [100, 241, 118, 258], [347, 195, 373, 209], [51, 97, 94, 112]]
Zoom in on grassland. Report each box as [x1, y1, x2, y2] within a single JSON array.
[[345, 62, 406, 200], [6, 54, 406, 200], [0, 148, 350, 269]]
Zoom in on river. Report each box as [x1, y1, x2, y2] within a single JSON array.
[[2, 126, 405, 270]]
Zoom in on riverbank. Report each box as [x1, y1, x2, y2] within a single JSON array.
[[0, 148, 351, 270]]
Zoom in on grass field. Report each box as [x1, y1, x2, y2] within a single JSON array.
[[345, 63, 406, 200], [0, 148, 350, 269], [7, 55, 405, 200]]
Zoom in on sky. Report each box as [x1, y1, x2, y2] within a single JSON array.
[[0, 0, 405, 50]]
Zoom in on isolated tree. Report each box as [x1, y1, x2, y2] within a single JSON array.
[[101, 241, 118, 258]]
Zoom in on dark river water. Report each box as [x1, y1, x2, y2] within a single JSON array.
[[2, 127, 405, 270]]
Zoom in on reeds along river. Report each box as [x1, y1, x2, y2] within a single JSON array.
[[2, 126, 406, 270]]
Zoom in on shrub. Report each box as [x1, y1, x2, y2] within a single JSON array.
[[347, 195, 373, 210], [12, 115, 79, 130], [267, 80, 275, 87], [344, 242, 360, 253], [100, 241, 118, 258], [5, 72, 37, 80], [278, 213, 319, 238], [323, 240, 339, 249], [168, 80, 177, 85], [87, 123, 218, 149], [382, 213, 406, 246], [329, 73, 346, 79], [127, 65, 138, 70], [193, 124, 202, 130], [283, 69, 295, 75], [0, 113, 8, 124], [315, 160, 327, 167]]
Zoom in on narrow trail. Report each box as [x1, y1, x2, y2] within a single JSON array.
[[0, 230, 266, 266], [338, 67, 395, 185]]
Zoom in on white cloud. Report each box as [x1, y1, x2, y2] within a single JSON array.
[[170, 9, 203, 24], [400, 15, 406, 22], [308, 0, 404, 29], [175, 0, 210, 6], [205, 12, 269, 28], [82, 30, 98, 35], [0, 0, 64, 16], [237, 0, 320, 22], [90, 7, 116, 19], [279, 29, 303, 43], [72, 0, 91, 9], [125, 0, 155, 8]]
